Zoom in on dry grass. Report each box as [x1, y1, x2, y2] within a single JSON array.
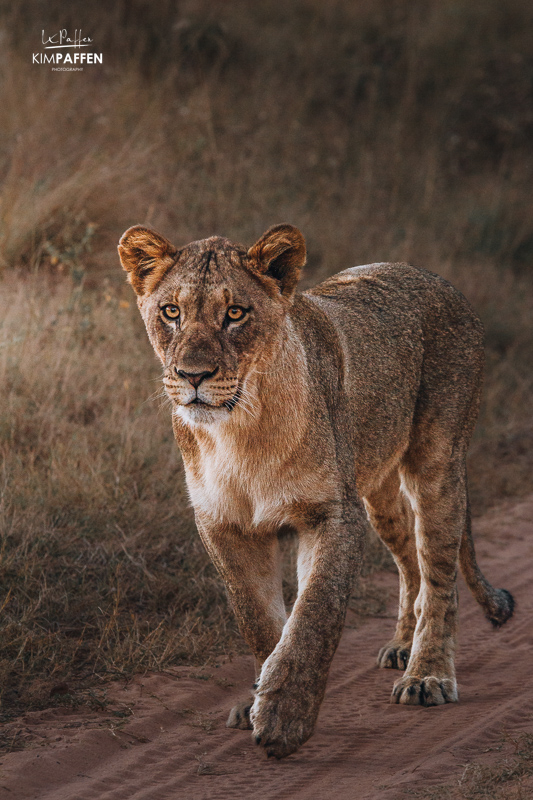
[[0, 0, 532, 726], [409, 733, 533, 800], [0, 274, 237, 713]]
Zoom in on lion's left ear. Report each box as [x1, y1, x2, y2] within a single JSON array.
[[118, 225, 178, 296], [247, 224, 306, 300]]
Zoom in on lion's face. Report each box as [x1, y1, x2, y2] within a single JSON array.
[[138, 237, 288, 427], [119, 224, 306, 426]]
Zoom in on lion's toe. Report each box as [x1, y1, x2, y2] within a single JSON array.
[[377, 642, 411, 670], [226, 700, 253, 730], [250, 691, 316, 759], [391, 675, 458, 706], [253, 721, 305, 760]]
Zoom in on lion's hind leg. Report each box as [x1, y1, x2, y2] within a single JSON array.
[[364, 468, 420, 671], [390, 455, 467, 707]]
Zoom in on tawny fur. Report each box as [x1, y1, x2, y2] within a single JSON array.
[[119, 223, 514, 759]]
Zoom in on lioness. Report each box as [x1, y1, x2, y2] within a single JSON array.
[[119, 223, 514, 759]]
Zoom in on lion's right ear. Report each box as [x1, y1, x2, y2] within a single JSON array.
[[118, 226, 178, 296]]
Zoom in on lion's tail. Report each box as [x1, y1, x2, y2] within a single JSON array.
[[459, 514, 515, 627]]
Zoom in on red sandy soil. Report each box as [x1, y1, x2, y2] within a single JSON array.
[[1, 496, 532, 800]]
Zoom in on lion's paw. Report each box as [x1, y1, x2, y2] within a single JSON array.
[[250, 691, 317, 759], [377, 642, 411, 670], [391, 675, 458, 706], [226, 699, 253, 730]]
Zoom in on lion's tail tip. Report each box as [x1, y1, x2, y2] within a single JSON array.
[[486, 588, 515, 628]]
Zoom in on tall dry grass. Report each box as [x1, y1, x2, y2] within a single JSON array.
[[0, 274, 236, 710], [0, 0, 532, 716]]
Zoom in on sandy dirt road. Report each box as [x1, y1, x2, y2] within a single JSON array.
[[1, 496, 532, 800]]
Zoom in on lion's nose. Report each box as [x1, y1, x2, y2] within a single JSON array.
[[176, 367, 218, 388]]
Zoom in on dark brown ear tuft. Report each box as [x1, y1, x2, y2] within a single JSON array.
[[118, 226, 178, 296], [247, 224, 306, 300]]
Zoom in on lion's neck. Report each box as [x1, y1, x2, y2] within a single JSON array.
[[178, 317, 320, 529], [206, 316, 309, 450]]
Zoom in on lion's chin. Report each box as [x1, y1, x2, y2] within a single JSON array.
[[173, 402, 230, 427]]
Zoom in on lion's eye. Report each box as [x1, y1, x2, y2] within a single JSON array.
[[227, 306, 246, 321], [161, 304, 180, 321]]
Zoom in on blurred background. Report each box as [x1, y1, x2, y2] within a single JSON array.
[[0, 0, 532, 718]]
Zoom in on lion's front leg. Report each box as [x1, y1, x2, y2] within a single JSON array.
[[196, 520, 287, 731], [251, 504, 366, 758]]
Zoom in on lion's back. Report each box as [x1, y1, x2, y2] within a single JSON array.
[[298, 263, 484, 485], [305, 262, 483, 376]]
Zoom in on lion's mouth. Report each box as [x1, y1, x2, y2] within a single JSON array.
[[183, 388, 241, 411], [186, 397, 212, 408]]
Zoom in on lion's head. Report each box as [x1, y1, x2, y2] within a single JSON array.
[[118, 224, 306, 426]]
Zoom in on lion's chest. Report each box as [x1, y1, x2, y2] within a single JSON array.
[[183, 435, 334, 531]]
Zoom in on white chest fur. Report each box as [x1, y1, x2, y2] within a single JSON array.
[[184, 426, 336, 531]]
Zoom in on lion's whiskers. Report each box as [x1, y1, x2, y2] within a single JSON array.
[[236, 386, 260, 420], [141, 387, 171, 408]]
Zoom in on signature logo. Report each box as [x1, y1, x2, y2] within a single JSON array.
[[33, 29, 103, 69], [42, 29, 94, 49]]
